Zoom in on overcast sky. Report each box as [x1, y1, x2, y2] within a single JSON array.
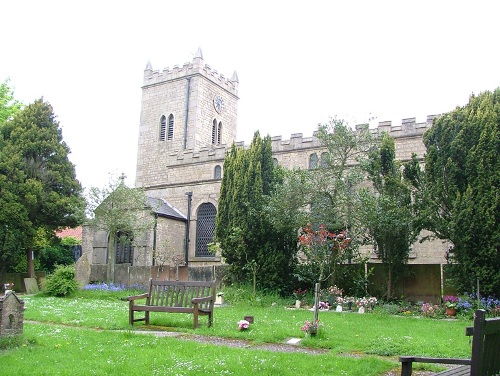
[[2, 1, 499, 192]]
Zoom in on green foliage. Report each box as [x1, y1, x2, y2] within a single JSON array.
[[60, 236, 81, 246], [43, 264, 79, 297], [0, 78, 23, 126], [0, 98, 85, 273], [39, 244, 75, 272], [215, 132, 297, 293], [423, 88, 500, 296], [86, 176, 155, 282], [0, 335, 35, 350], [359, 132, 418, 299]]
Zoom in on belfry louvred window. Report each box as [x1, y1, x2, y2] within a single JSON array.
[[211, 119, 222, 145], [159, 115, 166, 141], [167, 114, 174, 140]]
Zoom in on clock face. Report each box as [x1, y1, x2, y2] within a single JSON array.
[[213, 95, 225, 114]]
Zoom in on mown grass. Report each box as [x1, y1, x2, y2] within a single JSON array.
[[1, 286, 475, 375]]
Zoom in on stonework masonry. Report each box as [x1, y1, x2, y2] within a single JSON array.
[[82, 48, 451, 288]]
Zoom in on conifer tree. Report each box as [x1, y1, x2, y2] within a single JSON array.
[[424, 88, 500, 296], [215, 132, 296, 292], [0, 99, 85, 276]]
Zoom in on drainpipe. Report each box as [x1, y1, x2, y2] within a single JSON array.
[[185, 192, 193, 266], [152, 214, 158, 266], [183, 77, 191, 150]]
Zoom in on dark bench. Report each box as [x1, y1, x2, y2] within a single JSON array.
[[399, 309, 500, 376], [127, 279, 216, 329]]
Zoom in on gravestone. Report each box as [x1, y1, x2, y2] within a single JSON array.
[[0, 291, 25, 336], [23, 278, 39, 294]]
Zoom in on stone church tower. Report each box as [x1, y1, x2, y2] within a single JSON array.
[[134, 47, 239, 267]]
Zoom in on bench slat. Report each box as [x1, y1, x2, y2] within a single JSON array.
[[128, 279, 215, 328], [436, 365, 471, 376]]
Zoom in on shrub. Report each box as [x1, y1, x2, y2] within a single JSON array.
[[43, 264, 79, 297]]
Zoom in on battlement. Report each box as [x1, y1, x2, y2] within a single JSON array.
[[373, 114, 439, 137], [259, 114, 440, 153], [161, 115, 440, 165], [143, 48, 238, 96]]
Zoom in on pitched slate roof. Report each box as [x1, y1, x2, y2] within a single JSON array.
[[146, 197, 186, 221]]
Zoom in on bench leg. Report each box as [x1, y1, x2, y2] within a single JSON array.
[[193, 304, 199, 329], [400, 359, 413, 376], [129, 303, 134, 326], [208, 311, 213, 327]]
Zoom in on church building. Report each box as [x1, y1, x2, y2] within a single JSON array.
[[80, 48, 450, 298]]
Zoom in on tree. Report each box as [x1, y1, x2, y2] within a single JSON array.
[[359, 132, 418, 299], [0, 99, 85, 276], [0, 78, 22, 126], [267, 118, 376, 294], [86, 176, 156, 282], [215, 132, 296, 293], [423, 89, 500, 296]]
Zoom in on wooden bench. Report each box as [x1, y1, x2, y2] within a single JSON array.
[[127, 279, 216, 329], [399, 309, 500, 376]]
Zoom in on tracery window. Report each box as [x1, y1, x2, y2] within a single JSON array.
[[309, 153, 318, 169], [195, 203, 217, 257]]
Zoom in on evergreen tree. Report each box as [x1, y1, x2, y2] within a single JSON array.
[[424, 89, 500, 296], [215, 132, 296, 293], [359, 132, 418, 299], [0, 99, 85, 276]]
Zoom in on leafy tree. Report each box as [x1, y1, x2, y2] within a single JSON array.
[[86, 176, 156, 282], [215, 132, 296, 293], [423, 89, 500, 296], [359, 132, 418, 299], [267, 118, 376, 293], [0, 99, 84, 276], [0, 78, 22, 126]]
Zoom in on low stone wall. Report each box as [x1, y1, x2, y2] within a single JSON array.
[[88, 264, 226, 288]]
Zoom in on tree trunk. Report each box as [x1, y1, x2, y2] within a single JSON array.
[[387, 267, 393, 300], [27, 248, 35, 278], [106, 234, 115, 283]]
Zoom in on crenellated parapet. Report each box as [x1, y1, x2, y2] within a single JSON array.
[[143, 48, 238, 96], [371, 115, 440, 138], [162, 114, 441, 166]]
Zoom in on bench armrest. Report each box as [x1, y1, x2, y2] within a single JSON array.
[[399, 356, 471, 365], [192, 296, 214, 304], [127, 293, 149, 302]]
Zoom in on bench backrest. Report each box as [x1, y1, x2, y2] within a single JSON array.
[[147, 279, 215, 310], [470, 309, 500, 376]]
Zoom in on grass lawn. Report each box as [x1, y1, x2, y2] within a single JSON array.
[[0, 289, 474, 375]]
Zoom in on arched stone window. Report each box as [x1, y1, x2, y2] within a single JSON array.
[[214, 165, 222, 179], [159, 115, 166, 141], [273, 158, 278, 167], [115, 231, 134, 264], [195, 203, 217, 257], [309, 153, 318, 169], [167, 114, 174, 140], [320, 152, 329, 167]]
